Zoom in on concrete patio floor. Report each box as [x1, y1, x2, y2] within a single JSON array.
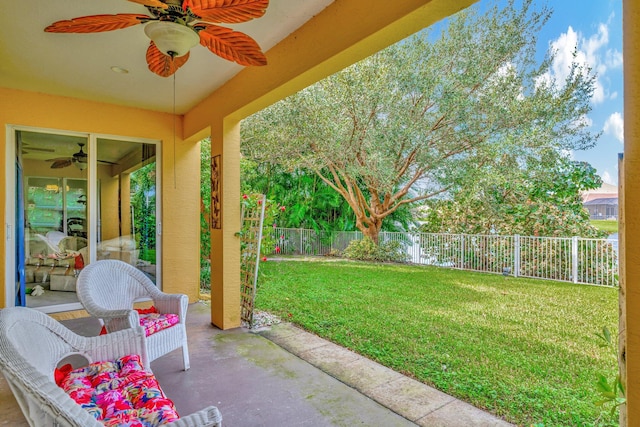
[[0, 302, 513, 426]]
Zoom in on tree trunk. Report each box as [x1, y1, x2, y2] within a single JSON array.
[[359, 221, 382, 245]]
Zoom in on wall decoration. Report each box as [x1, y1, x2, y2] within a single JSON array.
[[210, 155, 221, 229]]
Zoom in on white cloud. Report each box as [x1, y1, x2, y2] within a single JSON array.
[[601, 155, 619, 186], [606, 49, 624, 69], [542, 21, 621, 105], [601, 171, 615, 185], [604, 112, 624, 143]]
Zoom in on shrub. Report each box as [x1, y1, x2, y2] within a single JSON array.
[[380, 240, 409, 263], [343, 237, 378, 260], [343, 237, 408, 262], [325, 248, 342, 257]]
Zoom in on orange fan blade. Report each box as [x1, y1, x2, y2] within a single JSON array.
[[184, 0, 268, 23], [45, 14, 149, 33], [146, 42, 190, 77], [128, 0, 169, 9], [198, 24, 267, 66]]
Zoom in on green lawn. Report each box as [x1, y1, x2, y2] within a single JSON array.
[[255, 260, 619, 427], [590, 220, 618, 234]]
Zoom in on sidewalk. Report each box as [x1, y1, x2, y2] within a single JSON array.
[[258, 322, 514, 427]]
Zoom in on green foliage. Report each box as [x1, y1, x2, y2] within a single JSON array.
[[240, 158, 415, 233], [200, 138, 212, 269], [594, 326, 625, 420], [200, 261, 211, 292], [342, 237, 379, 261], [255, 260, 619, 426], [242, 0, 598, 243], [200, 140, 290, 291], [342, 237, 408, 263], [243, 159, 420, 235], [420, 160, 606, 238], [240, 193, 286, 257], [130, 163, 156, 252], [240, 159, 356, 230]]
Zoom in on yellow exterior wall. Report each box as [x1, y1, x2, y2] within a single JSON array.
[[623, 0, 639, 423], [0, 87, 201, 306], [100, 174, 121, 240], [161, 135, 201, 297], [120, 174, 132, 238]]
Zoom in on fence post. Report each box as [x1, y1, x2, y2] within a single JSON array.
[[299, 230, 304, 255], [572, 236, 579, 284], [514, 235, 520, 278], [330, 230, 334, 253]]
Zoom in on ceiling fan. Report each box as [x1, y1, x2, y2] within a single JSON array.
[[45, 0, 269, 77], [46, 143, 117, 170]]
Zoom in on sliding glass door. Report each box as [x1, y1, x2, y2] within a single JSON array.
[[8, 128, 160, 312], [96, 138, 158, 283]]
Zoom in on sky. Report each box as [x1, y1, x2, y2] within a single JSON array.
[[442, 0, 624, 186], [531, 0, 624, 186]]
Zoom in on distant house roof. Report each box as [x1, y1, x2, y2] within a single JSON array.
[[583, 197, 618, 206], [582, 182, 618, 202]]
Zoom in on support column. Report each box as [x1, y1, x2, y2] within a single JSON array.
[[120, 173, 131, 236], [619, 153, 627, 426], [622, 1, 640, 424], [210, 119, 242, 329]]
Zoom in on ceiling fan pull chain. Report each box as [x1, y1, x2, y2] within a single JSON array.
[[173, 72, 177, 189]]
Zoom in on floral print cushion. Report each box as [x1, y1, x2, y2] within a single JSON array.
[[98, 307, 180, 337], [58, 354, 180, 426], [139, 313, 180, 337]]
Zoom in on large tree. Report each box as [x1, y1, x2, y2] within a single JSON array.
[[241, 0, 598, 244], [240, 159, 416, 232]]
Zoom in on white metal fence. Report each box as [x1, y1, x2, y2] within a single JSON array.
[[269, 228, 619, 287]]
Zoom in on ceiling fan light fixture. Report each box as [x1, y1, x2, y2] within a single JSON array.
[[72, 143, 88, 170], [144, 21, 199, 58], [74, 160, 88, 171]]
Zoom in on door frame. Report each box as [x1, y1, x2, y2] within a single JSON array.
[[4, 124, 162, 313]]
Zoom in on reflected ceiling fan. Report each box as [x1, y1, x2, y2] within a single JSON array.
[[45, 0, 269, 77], [46, 143, 117, 170]]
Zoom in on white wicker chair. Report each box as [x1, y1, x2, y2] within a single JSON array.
[[0, 306, 222, 427], [76, 259, 190, 370]]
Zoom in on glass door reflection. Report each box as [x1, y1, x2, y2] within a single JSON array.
[[19, 130, 89, 310], [96, 139, 157, 284]]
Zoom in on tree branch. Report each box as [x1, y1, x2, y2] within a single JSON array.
[[382, 185, 453, 219]]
